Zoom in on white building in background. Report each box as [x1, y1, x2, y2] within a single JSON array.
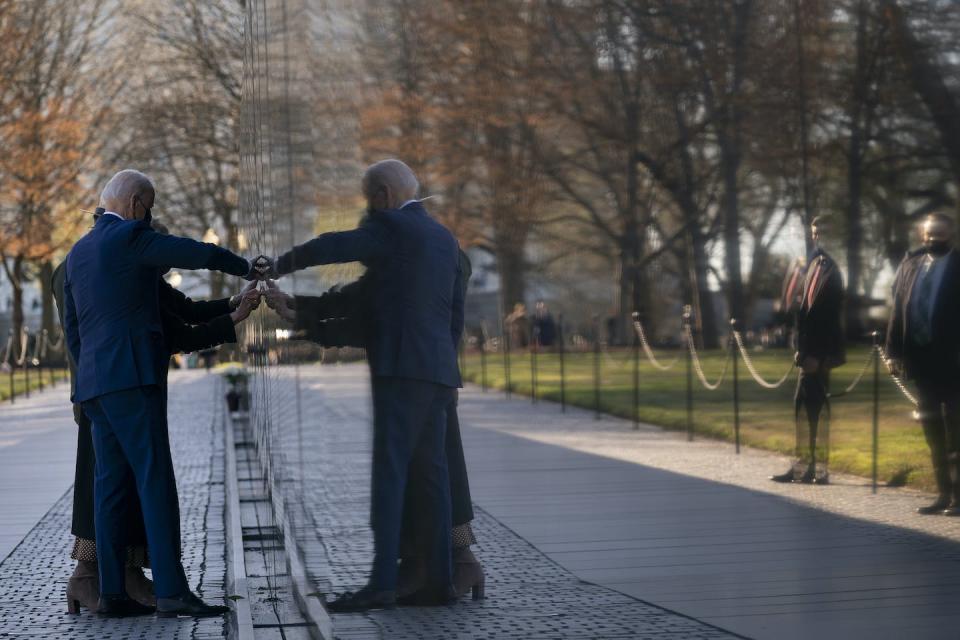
[[0, 276, 43, 336]]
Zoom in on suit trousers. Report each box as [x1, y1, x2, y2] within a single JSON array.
[[915, 378, 960, 500], [400, 390, 474, 557], [369, 377, 453, 591], [83, 385, 188, 598], [795, 369, 830, 464]]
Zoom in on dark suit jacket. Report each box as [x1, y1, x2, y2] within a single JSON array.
[[277, 203, 464, 388], [796, 249, 845, 368], [294, 250, 472, 352], [63, 214, 249, 402], [157, 281, 236, 354], [886, 248, 960, 381], [54, 258, 237, 540]]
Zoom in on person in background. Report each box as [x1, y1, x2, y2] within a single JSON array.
[[533, 301, 556, 348], [772, 216, 845, 485], [505, 302, 530, 349], [886, 212, 960, 516]]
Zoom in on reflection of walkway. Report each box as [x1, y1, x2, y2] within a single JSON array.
[[299, 363, 960, 640], [457, 378, 960, 640], [273, 365, 738, 639]]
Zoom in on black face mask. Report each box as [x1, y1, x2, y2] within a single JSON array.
[[927, 241, 951, 257]]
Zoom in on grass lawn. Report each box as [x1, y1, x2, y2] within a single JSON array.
[[462, 345, 933, 491], [0, 367, 69, 403]]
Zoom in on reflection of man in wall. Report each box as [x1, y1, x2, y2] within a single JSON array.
[[772, 216, 845, 484], [886, 212, 960, 516]]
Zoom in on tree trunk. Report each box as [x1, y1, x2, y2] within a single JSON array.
[[845, 138, 864, 340], [496, 240, 526, 323], [884, 0, 960, 183], [39, 261, 55, 337], [793, 0, 815, 254], [845, 0, 868, 341], [210, 271, 225, 299], [618, 240, 648, 347], [11, 257, 24, 360], [689, 225, 719, 348], [721, 148, 745, 328]]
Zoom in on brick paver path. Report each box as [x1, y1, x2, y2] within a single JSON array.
[[0, 371, 228, 639]]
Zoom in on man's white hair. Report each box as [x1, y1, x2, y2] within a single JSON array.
[[99, 169, 154, 208], [363, 159, 419, 205]]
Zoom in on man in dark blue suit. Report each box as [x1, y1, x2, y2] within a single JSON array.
[[262, 159, 463, 611], [63, 170, 256, 618]]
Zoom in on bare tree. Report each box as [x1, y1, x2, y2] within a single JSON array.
[[123, 0, 245, 297], [0, 0, 113, 349]]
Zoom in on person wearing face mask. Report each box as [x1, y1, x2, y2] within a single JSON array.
[[255, 159, 463, 611], [886, 212, 960, 516], [772, 216, 846, 485], [53, 219, 261, 614], [62, 169, 260, 618]]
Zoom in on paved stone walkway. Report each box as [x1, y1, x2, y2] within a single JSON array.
[[283, 364, 960, 640], [0, 371, 228, 639], [0, 382, 76, 560], [5, 364, 960, 639], [268, 366, 740, 639]]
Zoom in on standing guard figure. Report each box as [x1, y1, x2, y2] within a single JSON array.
[[886, 212, 960, 515], [772, 216, 845, 484]]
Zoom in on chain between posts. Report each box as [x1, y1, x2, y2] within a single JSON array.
[[878, 349, 920, 407], [828, 347, 877, 398], [1, 331, 12, 367], [633, 319, 680, 371], [46, 329, 65, 351], [732, 331, 795, 389], [15, 329, 29, 367], [684, 324, 731, 391], [30, 331, 42, 366]]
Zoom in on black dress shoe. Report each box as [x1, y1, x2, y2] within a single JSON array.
[[917, 496, 950, 515], [798, 466, 816, 484], [97, 594, 156, 617], [396, 583, 457, 607], [326, 587, 396, 613], [813, 473, 830, 485], [942, 500, 960, 516], [770, 469, 795, 483], [156, 591, 229, 618]]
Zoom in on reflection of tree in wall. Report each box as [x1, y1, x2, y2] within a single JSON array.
[[360, 0, 543, 317], [124, 0, 245, 298]]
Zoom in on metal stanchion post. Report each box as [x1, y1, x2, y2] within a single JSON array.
[[558, 314, 566, 412], [683, 306, 694, 442], [7, 329, 13, 404], [593, 314, 601, 420], [23, 332, 30, 399], [632, 311, 640, 430], [872, 330, 880, 494], [44, 330, 52, 387], [731, 318, 741, 454], [503, 319, 512, 398], [479, 320, 488, 392], [36, 333, 44, 393], [530, 325, 539, 404]]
